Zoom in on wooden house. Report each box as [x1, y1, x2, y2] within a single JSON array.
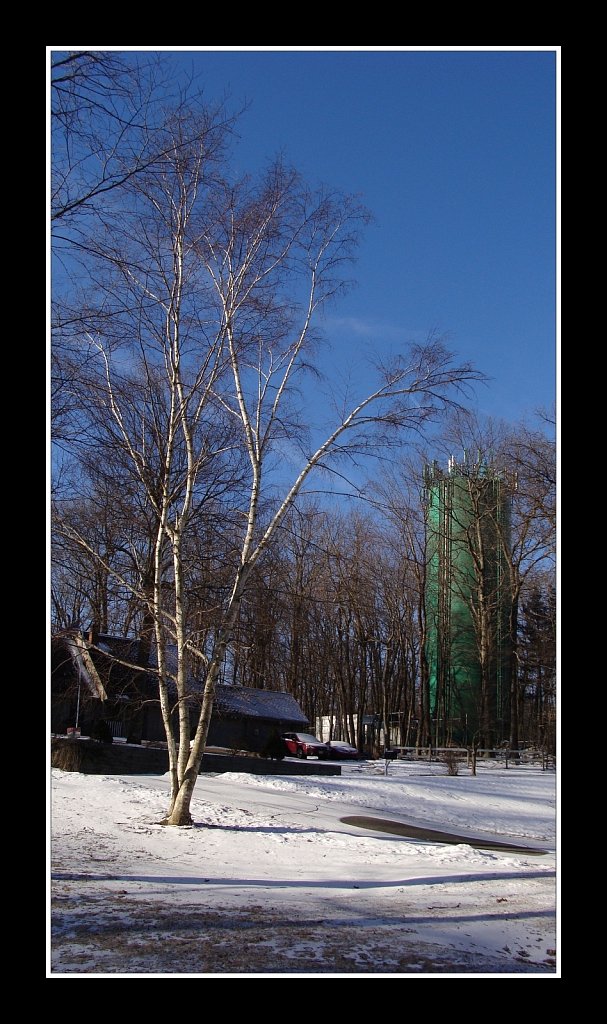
[[51, 630, 308, 753]]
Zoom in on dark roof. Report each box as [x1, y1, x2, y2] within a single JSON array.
[[214, 685, 308, 724], [97, 635, 142, 660]]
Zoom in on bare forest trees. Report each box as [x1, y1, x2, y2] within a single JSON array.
[[316, 513, 420, 752], [517, 585, 556, 752], [225, 505, 422, 753], [51, 54, 482, 825], [503, 415, 556, 751], [371, 469, 433, 747]]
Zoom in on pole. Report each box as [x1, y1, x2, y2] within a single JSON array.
[[75, 677, 81, 730]]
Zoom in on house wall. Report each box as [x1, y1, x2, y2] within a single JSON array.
[[51, 739, 341, 776], [208, 716, 301, 754], [136, 697, 307, 753], [50, 692, 104, 737]]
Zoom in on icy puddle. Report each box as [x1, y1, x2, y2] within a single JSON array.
[[340, 816, 547, 854]]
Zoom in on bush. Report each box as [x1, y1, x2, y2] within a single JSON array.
[[442, 750, 459, 776]]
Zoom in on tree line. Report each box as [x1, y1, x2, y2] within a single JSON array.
[[52, 426, 556, 749]]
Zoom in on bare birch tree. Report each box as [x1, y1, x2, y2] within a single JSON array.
[[52, 84, 483, 823], [168, 350, 482, 820]]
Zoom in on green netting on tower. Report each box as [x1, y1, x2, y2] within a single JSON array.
[[424, 457, 514, 746]]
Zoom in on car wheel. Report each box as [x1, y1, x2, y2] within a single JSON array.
[[296, 748, 306, 759]]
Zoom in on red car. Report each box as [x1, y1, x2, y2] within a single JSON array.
[[282, 732, 330, 759], [325, 741, 361, 761]]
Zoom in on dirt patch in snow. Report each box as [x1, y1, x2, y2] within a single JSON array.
[[50, 890, 555, 975]]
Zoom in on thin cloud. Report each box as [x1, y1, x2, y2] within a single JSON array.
[[323, 316, 418, 341]]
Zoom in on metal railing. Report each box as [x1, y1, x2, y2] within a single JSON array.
[[361, 746, 556, 769]]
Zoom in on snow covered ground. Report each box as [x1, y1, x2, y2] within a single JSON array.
[[49, 757, 558, 977]]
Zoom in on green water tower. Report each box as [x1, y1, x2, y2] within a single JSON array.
[[424, 453, 515, 748]]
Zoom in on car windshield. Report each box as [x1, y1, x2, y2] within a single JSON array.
[[296, 734, 324, 744]]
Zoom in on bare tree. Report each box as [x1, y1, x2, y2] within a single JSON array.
[[50, 50, 237, 478], [517, 581, 556, 752], [51, 50, 235, 225], [502, 413, 556, 751], [370, 463, 434, 748], [52, 82, 483, 823], [168, 345, 480, 818]]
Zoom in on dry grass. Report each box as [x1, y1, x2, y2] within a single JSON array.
[[51, 740, 84, 772]]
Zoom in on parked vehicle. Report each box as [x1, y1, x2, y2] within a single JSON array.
[[325, 741, 361, 761], [282, 732, 329, 759]]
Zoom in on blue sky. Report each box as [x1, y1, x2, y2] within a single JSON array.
[[153, 47, 557, 429], [53, 47, 557, 432]]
